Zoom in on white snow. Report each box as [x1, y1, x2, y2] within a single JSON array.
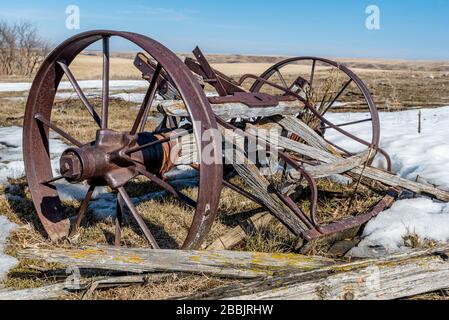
[[0, 80, 148, 93], [324, 106, 449, 257], [348, 198, 449, 257], [111, 92, 146, 104], [0, 126, 68, 185], [0, 216, 18, 282], [326, 107, 449, 189]]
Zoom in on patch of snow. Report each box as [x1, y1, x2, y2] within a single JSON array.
[[0, 216, 18, 282], [325, 106, 449, 257], [0, 126, 68, 185], [111, 92, 146, 104], [1, 96, 26, 102], [326, 106, 449, 190], [348, 198, 449, 258], [0, 80, 148, 93], [54, 182, 109, 202]]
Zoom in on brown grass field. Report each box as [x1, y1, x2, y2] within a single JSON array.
[[65, 52, 449, 109], [0, 52, 449, 300]]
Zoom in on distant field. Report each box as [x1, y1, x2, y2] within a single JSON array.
[[1, 51, 449, 109], [72, 52, 449, 109]]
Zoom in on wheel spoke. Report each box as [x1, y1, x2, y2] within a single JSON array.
[[275, 68, 289, 89], [321, 118, 373, 130], [126, 128, 193, 155], [115, 193, 124, 247], [69, 184, 95, 238], [117, 187, 160, 249], [102, 36, 110, 129], [40, 175, 64, 185], [137, 166, 197, 208], [35, 114, 83, 147], [309, 59, 316, 88], [321, 79, 353, 116], [131, 63, 163, 135], [57, 61, 101, 127]]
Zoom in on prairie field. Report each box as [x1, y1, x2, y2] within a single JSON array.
[[69, 52, 449, 109]]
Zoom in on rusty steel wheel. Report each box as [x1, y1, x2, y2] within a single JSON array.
[[248, 57, 391, 170], [23, 30, 222, 249]]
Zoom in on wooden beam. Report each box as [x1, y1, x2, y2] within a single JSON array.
[[272, 117, 449, 201], [0, 274, 170, 300], [0, 283, 70, 300], [276, 115, 331, 151], [205, 213, 273, 250], [159, 99, 303, 120], [173, 114, 449, 201], [18, 246, 336, 280], [221, 132, 309, 236], [183, 245, 449, 300]]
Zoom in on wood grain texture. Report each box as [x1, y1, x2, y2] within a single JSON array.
[[183, 245, 449, 300], [221, 132, 309, 235], [205, 213, 273, 250], [273, 116, 449, 201], [159, 99, 302, 120], [18, 246, 336, 279]]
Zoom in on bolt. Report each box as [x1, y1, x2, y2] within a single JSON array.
[[60, 151, 82, 180]]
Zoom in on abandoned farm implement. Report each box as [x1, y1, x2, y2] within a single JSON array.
[[22, 30, 449, 251]]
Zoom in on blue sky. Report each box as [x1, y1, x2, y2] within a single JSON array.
[[1, 0, 448, 59]]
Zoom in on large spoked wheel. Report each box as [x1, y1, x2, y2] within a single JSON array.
[[23, 30, 222, 249], [249, 57, 390, 168]]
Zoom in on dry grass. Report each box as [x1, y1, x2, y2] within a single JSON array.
[[69, 55, 141, 80], [82, 274, 235, 300], [2, 51, 448, 108], [402, 230, 438, 249]]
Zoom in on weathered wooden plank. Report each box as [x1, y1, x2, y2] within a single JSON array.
[[18, 246, 336, 279], [173, 116, 449, 201], [297, 150, 371, 179], [221, 132, 309, 236], [0, 283, 70, 300], [276, 115, 331, 151], [0, 274, 166, 300], [205, 213, 273, 250], [159, 99, 303, 120], [265, 120, 449, 202], [183, 245, 449, 300], [176, 128, 362, 181]]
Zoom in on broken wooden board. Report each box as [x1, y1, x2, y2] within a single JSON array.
[[183, 244, 449, 300], [0, 283, 70, 300], [273, 116, 449, 202], [245, 123, 370, 180], [222, 131, 309, 236], [18, 246, 336, 279], [158, 99, 303, 120], [170, 111, 449, 200], [0, 274, 167, 300], [205, 212, 273, 250]]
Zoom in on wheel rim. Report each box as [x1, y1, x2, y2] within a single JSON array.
[[23, 30, 223, 249], [250, 57, 381, 157]]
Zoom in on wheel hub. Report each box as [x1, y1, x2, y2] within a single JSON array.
[[59, 129, 175, 188]]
